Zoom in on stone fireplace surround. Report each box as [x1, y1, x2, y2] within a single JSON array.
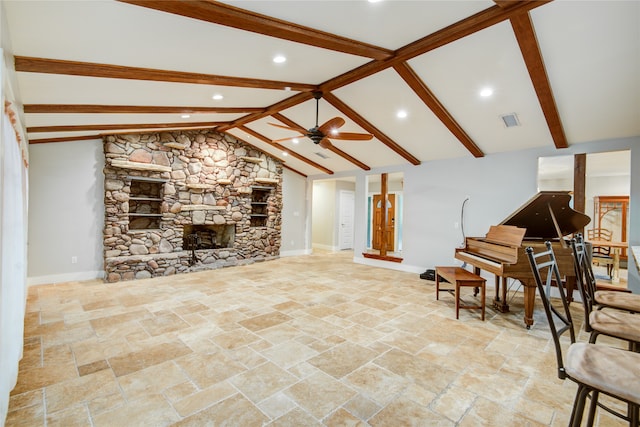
[[103, 129, 283, 282]]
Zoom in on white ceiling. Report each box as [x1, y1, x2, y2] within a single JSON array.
[[4, 0, 639, 177]]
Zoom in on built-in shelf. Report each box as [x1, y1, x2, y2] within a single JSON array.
[[255, 178, 278, 184], [250, 186, 272, 227], [181, 204, 226, 212], [130, 196, 162, 202], [112, 160, 172, 173], [186, 183, 214, 190], [242, 156, 264, 164], [128, 178, 164, 230], [164, 142, 187, 150]]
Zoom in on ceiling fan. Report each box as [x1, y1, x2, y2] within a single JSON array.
[[269, 91, 373, 149]]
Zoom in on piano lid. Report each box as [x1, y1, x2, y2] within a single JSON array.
[[499, 191, 591, 239]]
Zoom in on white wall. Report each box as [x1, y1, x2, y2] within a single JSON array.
[[27, 139, 105, 284], [280, 169, 309, 256], [311, 180, 336, 250], [24, 135, 640, 292], [308, 136, 640, 293]]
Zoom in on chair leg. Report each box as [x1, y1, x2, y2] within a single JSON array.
[[629, 403, 639, 426], [586, 390, 599, 426], [589, 330, 600, 344], [571, 384, 590, 427]]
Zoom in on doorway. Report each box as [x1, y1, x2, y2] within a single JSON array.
[[372, 194, 395, 251], [338, 190, 355, 250]]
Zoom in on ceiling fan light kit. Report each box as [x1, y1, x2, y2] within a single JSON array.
[[269, 91, 373, 148]]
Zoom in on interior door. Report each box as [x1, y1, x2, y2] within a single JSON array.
[[338, 190, 355, 250], [372, 194, 395, 251]]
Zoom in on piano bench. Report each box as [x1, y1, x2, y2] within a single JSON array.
[[435, 266, 486, 321]]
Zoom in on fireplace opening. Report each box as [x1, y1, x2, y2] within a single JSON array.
[[183, 225, 235, 250]]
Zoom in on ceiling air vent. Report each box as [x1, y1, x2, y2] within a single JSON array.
[[315, 152, 330, 159], [500, 113, 520, 128]]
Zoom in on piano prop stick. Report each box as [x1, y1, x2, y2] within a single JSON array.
[[455, 191, 590, 328]]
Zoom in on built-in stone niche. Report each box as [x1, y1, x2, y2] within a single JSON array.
[[183, 224, 235, 250], [102, 129, 283, 282]]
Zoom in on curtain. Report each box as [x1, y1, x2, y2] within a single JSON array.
[[0, 103, 28, 424]]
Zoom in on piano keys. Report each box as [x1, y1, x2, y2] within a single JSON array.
[[455, 191, 591, 328]]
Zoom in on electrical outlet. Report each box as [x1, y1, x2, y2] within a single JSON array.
[[71, 256, 78, 264]]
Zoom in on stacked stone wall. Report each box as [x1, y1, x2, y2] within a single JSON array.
[[103, 129, 282, 282]]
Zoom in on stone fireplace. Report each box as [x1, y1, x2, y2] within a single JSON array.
[[102, 129, 283, 282]]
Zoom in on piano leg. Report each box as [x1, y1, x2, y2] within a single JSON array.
[[492, 276, 510, 313], [523, 280, 536, 329]]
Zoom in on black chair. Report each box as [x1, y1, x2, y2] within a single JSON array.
[[575, 234, 640, 315], [570, 238, 640, 352], [526, 242, 640, 426]]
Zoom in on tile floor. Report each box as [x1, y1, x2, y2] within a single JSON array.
[[6, 251, 629, 426]]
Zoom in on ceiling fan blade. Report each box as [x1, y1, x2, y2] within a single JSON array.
[[318, 117, 345, 134], [329, 132, 373, 141], [273, 136, 305, 143], [319, 138, 333, 149], [268, 122, 307, 134]]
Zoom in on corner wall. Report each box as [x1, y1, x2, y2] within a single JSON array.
[[27, 139, 105, 284]]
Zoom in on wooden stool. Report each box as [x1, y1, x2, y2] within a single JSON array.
[[435, 266, 486, 320]]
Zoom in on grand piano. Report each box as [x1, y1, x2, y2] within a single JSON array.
[[455, 191, 591, 328]]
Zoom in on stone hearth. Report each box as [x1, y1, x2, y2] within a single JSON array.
[[102, 129, 282, 282]]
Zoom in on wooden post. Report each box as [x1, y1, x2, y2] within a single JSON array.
[[380, 173, 388, 257], [574, 154, 586, 235]]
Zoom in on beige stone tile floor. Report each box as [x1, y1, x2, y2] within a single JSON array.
[[7, 251, 630, 426]]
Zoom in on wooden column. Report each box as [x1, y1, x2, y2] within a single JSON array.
[[574, 154, 587, 235], [380, 173, 388, 257]]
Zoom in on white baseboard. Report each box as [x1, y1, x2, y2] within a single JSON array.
[[27, 270, 105, 286], [280, 249, 312, 257], [353, 255, 425, 274], [312, 243, 339, 252]]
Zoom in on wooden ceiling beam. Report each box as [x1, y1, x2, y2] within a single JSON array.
[[393, 62, 484, 158], [14, 56, 315, 92], [509, 12, 567, 149], [322, 92, 420, 166], [237, 125, 333, 175], [282, 164, 308, 178], [23, 104, 264, 114], [271, 112, 371, 171], [27, 122, 224, 133], [322, 2, 550, 93], [217, 92, 316, 132], [28, 134, 101, 144], [118, 0, 393, 61]]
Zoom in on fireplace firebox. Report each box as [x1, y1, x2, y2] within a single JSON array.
[[182, 225, 235, 250]]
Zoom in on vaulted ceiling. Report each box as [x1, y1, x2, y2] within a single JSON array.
[[4, 0, 639, 177]]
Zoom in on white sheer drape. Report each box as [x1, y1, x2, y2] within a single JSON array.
[[0, 108, 28, 424]]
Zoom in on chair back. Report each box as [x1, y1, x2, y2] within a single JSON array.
[[526, 242, 576, 380], [587, 228, 613, 256], [574, 234, 598, 305], [570, 236, 596, 332]]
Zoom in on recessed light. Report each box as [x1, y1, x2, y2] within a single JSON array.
[[396, 110, 408, 119], [368, 0, 383, 3], [330, 129, 339, 135], [282, 151, 288, 156], [284, 86, 291, 91], [181, 114, 191, 119], [212, 94, 224, 100], [480, 87, 493, 97], [273, 55, 287, 64], [292, 138, 299, 144]]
